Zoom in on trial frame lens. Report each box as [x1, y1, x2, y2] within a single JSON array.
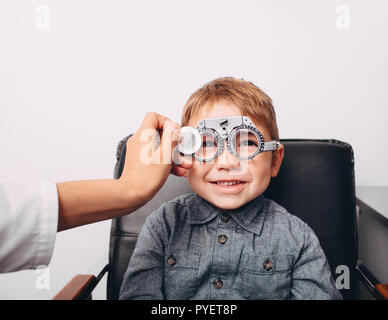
[[194, 129, 223, 162]]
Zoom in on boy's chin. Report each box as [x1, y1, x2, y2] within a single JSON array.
[[207, 197, 247, 211]]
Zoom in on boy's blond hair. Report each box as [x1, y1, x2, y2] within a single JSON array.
[[181, 77, 279, 141]]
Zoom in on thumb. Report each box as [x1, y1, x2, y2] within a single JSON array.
[[159, 120, 181, 164]]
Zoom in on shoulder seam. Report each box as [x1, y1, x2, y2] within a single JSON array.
[[266, 198, 309, 226]]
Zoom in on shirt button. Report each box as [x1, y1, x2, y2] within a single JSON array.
[[263, 259, 274, 271], [221, 215, 230, 223], [213, 278, 223, 289], [167, 256, 176, 266], [218, 234, 228, 244]]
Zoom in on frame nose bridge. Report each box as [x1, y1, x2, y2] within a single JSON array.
[[215, 139, 240, 168]]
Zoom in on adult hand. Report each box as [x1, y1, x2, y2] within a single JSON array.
[[57, 112, 193, 231], [119, 112, 193, 207]]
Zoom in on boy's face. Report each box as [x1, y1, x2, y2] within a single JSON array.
[[186, 101, 284, 211]]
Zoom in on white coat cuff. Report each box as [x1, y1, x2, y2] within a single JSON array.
[[33, 182, 58, 268]]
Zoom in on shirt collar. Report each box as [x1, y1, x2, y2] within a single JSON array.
[[190, 193, 267, 236]]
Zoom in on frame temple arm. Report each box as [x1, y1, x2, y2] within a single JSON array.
[[263, 141, 280, 151]]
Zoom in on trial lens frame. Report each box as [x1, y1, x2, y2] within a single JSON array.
[[193, 116, 280, 162]]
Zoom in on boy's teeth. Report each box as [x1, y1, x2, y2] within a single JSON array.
[[217, 181, 241, 186]]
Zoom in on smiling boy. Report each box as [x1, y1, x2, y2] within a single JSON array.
[[119, 77, 342, 300]]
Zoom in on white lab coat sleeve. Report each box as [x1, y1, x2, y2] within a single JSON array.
[[0, 179, 58, 273]]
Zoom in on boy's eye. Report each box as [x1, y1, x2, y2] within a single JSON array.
[[203, 140, 216, 147], [240, 140, 258, 147]]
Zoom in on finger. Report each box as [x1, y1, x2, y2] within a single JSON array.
[[159, 121, 181, 159], [140, 112, 171, 132], [171, 165, 188, 177], [136, 113, 175, 154], [173, 151, 194, 168], [174, 161, 194, 170]]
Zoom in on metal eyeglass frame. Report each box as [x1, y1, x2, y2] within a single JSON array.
[[191, 115, 280, 162]]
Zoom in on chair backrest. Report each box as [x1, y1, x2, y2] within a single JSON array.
[[107, 137, 358, 300]]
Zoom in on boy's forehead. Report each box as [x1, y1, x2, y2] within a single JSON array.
[[187, 102, 241, 126], [187, 102, 272, 139]]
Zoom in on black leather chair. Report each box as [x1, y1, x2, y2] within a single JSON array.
[[53, 137, 387, 300]]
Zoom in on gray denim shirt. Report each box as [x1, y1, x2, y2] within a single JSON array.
[[119, 193, 342, 300]]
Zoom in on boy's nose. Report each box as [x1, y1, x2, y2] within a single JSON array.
[[215, 143, 240, 171]]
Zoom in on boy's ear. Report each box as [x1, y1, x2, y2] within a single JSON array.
[[271, 144, 284, 178]]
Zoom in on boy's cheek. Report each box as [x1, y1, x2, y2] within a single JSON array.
[[187, 171, 202, 186], [188, 162, 207, 177], [187, 167, 211, 192], [186, 168, 199, 186]]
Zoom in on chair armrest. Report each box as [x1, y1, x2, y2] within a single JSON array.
[[374, 284, 388, 300], [53, 274, 96, 300], [52, 264, 109, 300], [356, 261, 388, 300]]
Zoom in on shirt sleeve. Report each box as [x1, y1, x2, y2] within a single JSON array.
[[0, 179, 58, 273], [290, 223, 343, 300], [119, 213, 166, 300]]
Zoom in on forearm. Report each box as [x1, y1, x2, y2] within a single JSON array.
[[55, 113, 182, 232], [56, 179, 141, 231]]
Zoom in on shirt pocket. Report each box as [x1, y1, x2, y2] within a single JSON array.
[[241, 253, 293, 300], [163, 249, 201, 300]]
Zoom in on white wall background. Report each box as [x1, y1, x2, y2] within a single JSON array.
[[0, 0, 387, 299]]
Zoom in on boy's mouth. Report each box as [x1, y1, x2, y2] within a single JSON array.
[[208, 180, 248, 194], [212, 181, 245, 186]]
